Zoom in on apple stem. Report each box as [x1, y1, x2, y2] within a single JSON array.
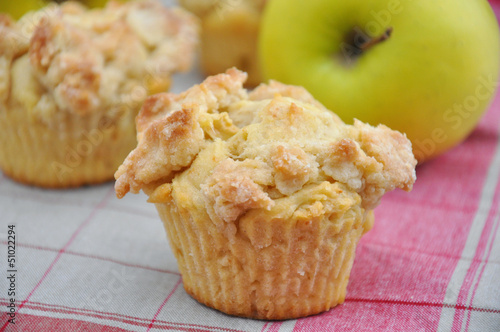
[[360, 27, 393, 52]]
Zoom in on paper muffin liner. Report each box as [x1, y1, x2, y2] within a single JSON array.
[[0, 106, 137, 188], [154, 198, 373, 320]]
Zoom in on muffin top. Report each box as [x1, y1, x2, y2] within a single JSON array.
[[0, 0, 198, 121], [115, 68, 417, 216]]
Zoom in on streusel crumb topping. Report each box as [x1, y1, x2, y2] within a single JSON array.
[[0, 0, 198, 120], [116, 68, 417, 215]]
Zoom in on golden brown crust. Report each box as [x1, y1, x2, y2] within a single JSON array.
[[2, 0, 198, 119], [0, 14, 28, 57], [201, 158, 274, 240], [116, 68, 417, 209], [249, 79, 330, 112], [354, 119, 416, 192], [30, 16, 102, 116], [115, 107, 205, 198], [270, 144, 316, 196], [136, 67, 247, 134], [115, 68, 248, 197]]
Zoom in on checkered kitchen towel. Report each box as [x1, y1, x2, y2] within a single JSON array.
[[1, 2, 500, 332]]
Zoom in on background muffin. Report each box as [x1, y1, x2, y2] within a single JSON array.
[[115, 68, 417, 320], [179, 0, 266, 86], [0, 0, 198, 188]]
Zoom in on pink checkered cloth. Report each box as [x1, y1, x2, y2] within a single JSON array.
[[1, 5, 500, 332]]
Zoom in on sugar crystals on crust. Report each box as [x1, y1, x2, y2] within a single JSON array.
[[115, 68, 417, 211]]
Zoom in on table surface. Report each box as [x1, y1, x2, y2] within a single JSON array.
[[1, 1, 500, 332]]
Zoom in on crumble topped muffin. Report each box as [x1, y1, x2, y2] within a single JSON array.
[[0, 0, 198, 188], [115, 68, 417, 319]]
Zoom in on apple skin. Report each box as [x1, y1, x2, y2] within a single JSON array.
[[259, 0, 500, 162], [83, 0, 128, 8], [0, 1, 44, 19], [0, 1, 126, 19]]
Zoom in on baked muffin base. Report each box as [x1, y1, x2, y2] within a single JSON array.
[[0, 106, 136, 188], [155, 195, 374, 320]]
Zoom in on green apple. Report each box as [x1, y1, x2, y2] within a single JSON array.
[[82, 0, 128, 8], [0, 0, 44, 19], [0, 0, 124, 19], [259, 0, 500, 162]]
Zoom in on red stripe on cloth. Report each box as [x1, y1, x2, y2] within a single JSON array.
[[0, 187, 114, 332], [267, 322, 283, 332], [146, 277, 182, 332], [294, 301, 442, 331], [465, 210, 500, 331], [0, 240, 180, 276], [260, 322, 283, 332], [0, 299, 160, 327], [260, 322, 282, 332], [345, 297, 500, 314], [0, 299, 247, 332], [292, 299, 500, 332], [3, 313, 132, 332], [2, 312, 215, 332], [65, 249, 180, 275]]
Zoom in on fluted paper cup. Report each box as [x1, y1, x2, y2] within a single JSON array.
[[0, 105, 136, 188], [153, 182, 373, 320]]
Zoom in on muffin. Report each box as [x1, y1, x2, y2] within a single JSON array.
[[179, 0, 266, 86], [115, 68, 417, 320], [0, 0, 198, 188]]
